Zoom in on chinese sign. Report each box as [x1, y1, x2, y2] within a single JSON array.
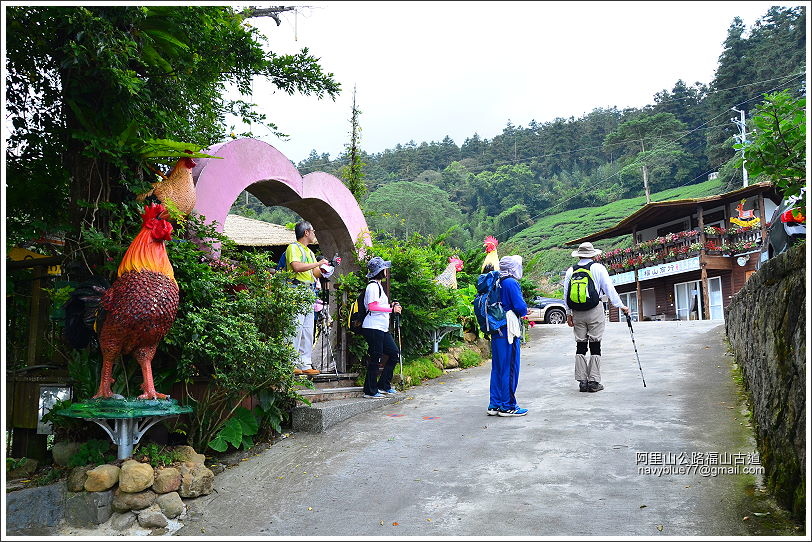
[[638, 257, 700, 280], [610, 257, 701, 286]]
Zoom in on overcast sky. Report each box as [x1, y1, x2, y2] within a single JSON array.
[[234, 1, 794, 164]]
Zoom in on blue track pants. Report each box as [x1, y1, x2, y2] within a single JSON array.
[[489, 335, 521, 410]]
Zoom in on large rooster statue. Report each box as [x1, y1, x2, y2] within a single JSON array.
[[65, 203, 179, 400], [481, 235, 500, 272]]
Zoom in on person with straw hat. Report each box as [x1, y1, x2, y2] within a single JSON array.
[[563, 242, 630, 393]]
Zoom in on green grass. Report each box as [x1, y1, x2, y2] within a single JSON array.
[[504, 178, 725, 275]]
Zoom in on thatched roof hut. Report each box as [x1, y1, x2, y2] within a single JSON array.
[[222, 214, 297, 247]]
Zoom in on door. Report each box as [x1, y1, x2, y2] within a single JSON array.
[[674, 280, 702, 321], [642, 288, 656, 319], [619, 291, 638, 321], [708, 276, 724, 320]]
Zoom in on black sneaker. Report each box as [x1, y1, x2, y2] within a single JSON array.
[[587, 381, 604, 392], [578, 380, 589, 392]]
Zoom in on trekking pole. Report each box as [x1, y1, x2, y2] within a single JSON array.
[[625, 312, 646, 387], [394, 312, 403, 381]]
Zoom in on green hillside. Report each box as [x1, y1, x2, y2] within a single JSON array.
[[503, 178, 725, 280]]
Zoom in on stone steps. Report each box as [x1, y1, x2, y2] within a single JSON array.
[[291, 394, 402, 433]]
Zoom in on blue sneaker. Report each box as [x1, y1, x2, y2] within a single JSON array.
[[487, 405, 499, 416], [363, 393, 385, 398], [379, 388, 398, 394], [497, 407, 528, 417]]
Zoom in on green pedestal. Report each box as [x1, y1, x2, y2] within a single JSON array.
[[58, 398, 192, 460]]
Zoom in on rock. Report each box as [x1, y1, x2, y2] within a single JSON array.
[[64, 489, 114, 526], [463, 331, 478, 343], [152, 466, 181, 494], [5, 481, 66, 534], [119, 459, 155, 493], [444, 348, 461, 368], [112, 488, 157, 512], [66, 465, 94, 492], [172, 445, 206, 464], [178, 461, 214, 498], [51, 441, 82, 467], [207, 463, 225, 475], [136, 504, 168, 528], [155, 492, 184, 519], [430, 353, 447, 369], [84, 464, 120, 492], [7, 457, 38, 479], [110, 511, 137, 531]]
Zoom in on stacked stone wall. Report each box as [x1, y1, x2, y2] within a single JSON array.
[[725, 243, 806, 520]]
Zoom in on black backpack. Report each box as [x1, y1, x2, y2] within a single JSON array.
[[347, 281, 382, 334], [566, 261, 600, 311]]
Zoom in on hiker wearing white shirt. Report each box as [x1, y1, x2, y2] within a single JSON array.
[[563, 242, 630, 393]]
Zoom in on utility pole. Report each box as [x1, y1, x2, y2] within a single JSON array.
[[730, 107, 749, 187]]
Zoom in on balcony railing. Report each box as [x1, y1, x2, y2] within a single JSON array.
[[595, 225, 763, 274]]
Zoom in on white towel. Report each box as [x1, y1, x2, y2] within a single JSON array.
[[506, 310, 522, 344]]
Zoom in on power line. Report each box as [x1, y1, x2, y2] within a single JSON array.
[[492, 75, 803, 240]]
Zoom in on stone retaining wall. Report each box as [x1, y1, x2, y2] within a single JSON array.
[[724, 243, 806, 520]]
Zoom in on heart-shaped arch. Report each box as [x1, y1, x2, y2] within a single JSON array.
[[192, 138, 371, 267]]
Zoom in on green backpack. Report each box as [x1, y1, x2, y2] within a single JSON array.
[[567, 262, 600, 311]]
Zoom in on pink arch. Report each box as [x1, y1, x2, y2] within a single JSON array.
[[192, 138, 371, 265]]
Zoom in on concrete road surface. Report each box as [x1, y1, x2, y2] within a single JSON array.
[[177, 320, 795, 537]]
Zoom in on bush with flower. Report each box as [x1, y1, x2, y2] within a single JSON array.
[[703, 225, 727, 236]]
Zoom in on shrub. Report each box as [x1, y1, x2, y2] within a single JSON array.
[[160, 214, 313, 451], [134, 443, 183, 468], [458, 349, 483, 369], [402, 357, 444, 384], [67, 439, 115, 468]]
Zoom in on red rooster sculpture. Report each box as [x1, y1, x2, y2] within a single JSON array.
[[66, 203, 179, 400]]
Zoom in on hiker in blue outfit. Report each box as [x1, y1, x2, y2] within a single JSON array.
[[487, 255, 530, 417], [360, 256, 403, 398]]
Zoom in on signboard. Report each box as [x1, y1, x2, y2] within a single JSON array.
[[610, 270, 636, 286], [610, 257, 701, 286], [638, 257, 700, 281]]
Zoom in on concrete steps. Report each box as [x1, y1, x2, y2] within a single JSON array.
[[291, 372, 403, 433], [291, 395, 401, 433]]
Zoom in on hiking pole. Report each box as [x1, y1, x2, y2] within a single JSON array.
[[625, 312, 646, 387], [394, 311, 403, 381]]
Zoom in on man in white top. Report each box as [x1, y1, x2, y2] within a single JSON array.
[[563, 242, 630, 393]]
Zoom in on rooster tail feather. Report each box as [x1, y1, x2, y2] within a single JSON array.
[[64, 277, 110, 349]]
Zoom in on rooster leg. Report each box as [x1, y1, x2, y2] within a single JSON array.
[[134, 345, 167, 400], [92, 347, 117, 399]]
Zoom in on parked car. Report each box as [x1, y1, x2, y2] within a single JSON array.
[[760, 192, 806, 264], [526, 296, 567, 324]]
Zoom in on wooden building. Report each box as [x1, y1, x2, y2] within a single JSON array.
[[567, 182, 781, 322]]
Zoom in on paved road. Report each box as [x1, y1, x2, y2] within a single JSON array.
[[177, 320, 782, 537]]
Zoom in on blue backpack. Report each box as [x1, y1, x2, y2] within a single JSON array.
[[473, 270, 507, 335]]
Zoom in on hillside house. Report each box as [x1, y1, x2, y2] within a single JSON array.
[[566, 182, 780, 322]]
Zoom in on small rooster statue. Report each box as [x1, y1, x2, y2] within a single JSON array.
[[481, 235, 500, 272], [434, 256, 464, 289], [65, 203, 179, 400], [136, 156, 197, 216]]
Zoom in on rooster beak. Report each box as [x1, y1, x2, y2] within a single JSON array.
[[158, 210, 171, 220]]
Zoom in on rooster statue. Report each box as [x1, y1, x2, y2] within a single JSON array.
[[481, 235, 500, 272], [136, 156, 197, 216], [65, 203, 179, 400], [434, 256, 464, 289]]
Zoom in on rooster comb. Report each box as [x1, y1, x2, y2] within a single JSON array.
[[483, 236, 499, 249], [142, 202, 169, 222]]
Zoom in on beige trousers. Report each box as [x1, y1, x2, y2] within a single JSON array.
[[572, 303, 605, 382]]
